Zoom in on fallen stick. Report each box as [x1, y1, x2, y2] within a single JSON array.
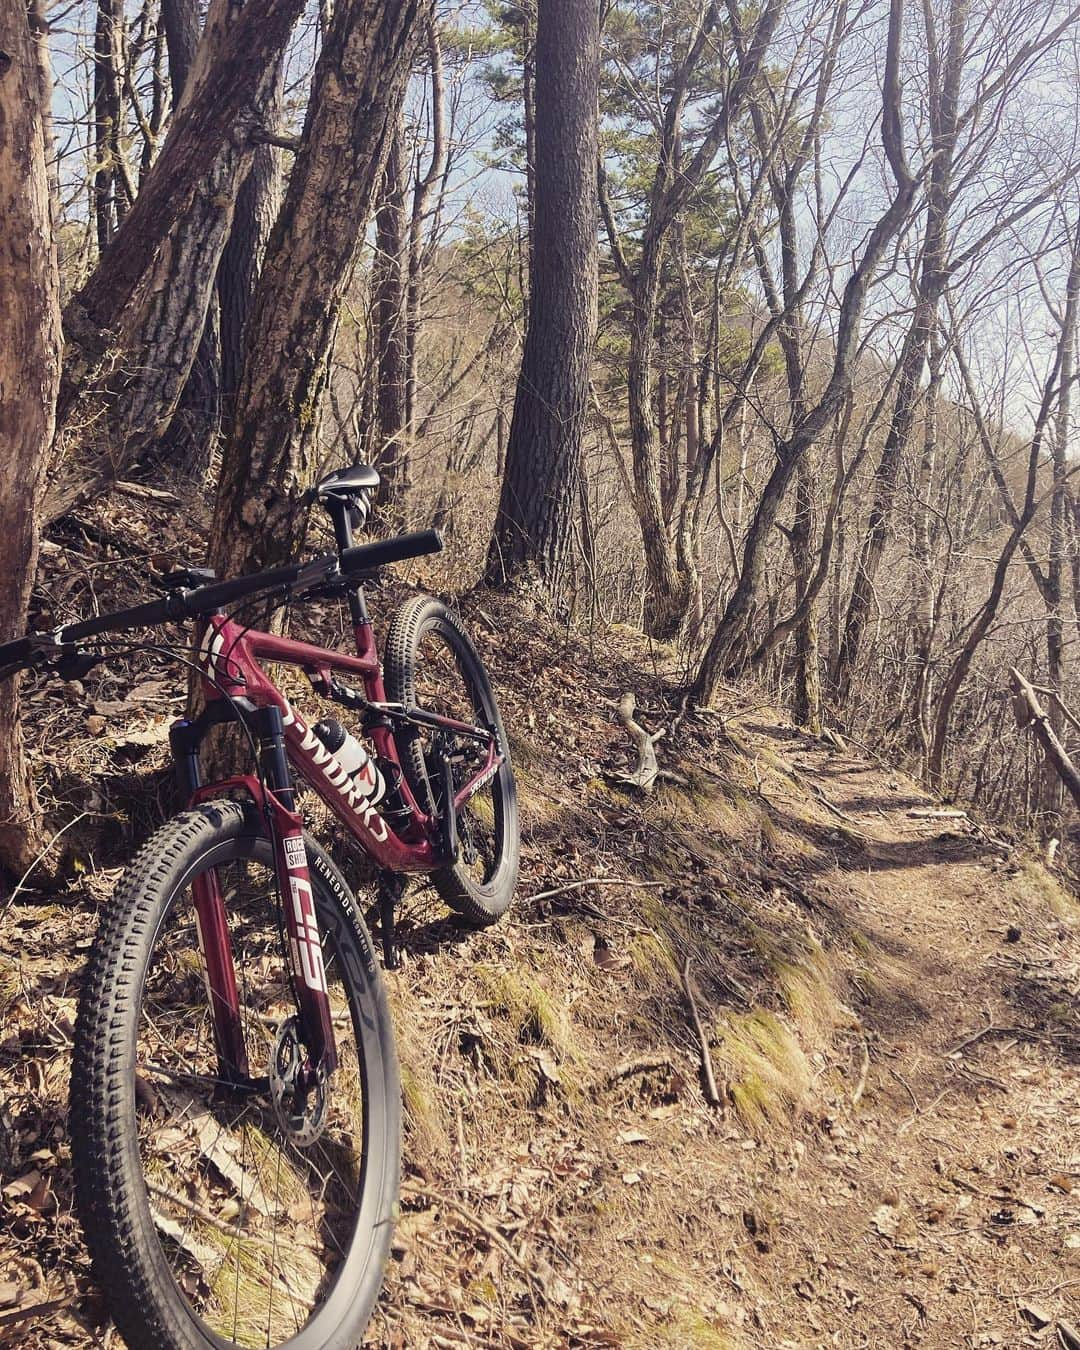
[[907, 808, 967, 820], [609, 692, 689, 791], [0, 1294, 75, 1329], [851, 1040, 870, 1108], [946, 1022, 1045, 1056], [526, 877, 666, 905], [680, 957, 722, 1107]]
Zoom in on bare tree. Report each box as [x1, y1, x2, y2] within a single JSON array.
[[691, 0, 919, 704], [600, 0, 783, 638], [44, 0, 305, 521], [210, 0, 434, 580], [0, 0, 62, 874]]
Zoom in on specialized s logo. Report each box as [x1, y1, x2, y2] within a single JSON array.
[[280, 703, 389, 842], [288, 873, 328, 993]]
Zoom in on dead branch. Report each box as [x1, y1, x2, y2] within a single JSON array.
[[604, 1053, 675, 1085], [400, 1181, 546, 1305], [851, 1039, 870, 1108], [609, 692, 688, 792], [680, 957, 722, 1107], [1008, 667, 1080, 812], [526, 876, 666, 905]]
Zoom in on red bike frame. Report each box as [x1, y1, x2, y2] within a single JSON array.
[[174, 609, 500, 1087]]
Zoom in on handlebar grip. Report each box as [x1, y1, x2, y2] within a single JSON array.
[[58, 596, 179, 643], [340, 529, 444, 575], [0, 637, 36, 676]]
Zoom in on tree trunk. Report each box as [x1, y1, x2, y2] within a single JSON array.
[[833, 0, 965, 706], [483, 0, 599, 595], [791, 457, 821, 731], [210, 0, 434, 581], [0, 0, 63, 875], [404, 22, 447, 439], [521, 7, 536, 308], [154, 0, 282, 481], [1042, 277, 1073, 827], [218, 134, 281, 411], [44, 0, 305, 521], [161, 0, 199, 96], [93, 0, 123, 253], [626, 256, 693, 636], [372, 110, 409, 507], [151, 0, 220, 478], [910, 327, 942, 768]]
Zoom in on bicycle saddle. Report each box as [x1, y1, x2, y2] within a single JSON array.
[[315, 464, 380, 501]]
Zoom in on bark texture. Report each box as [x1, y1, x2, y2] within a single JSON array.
[[0, 0, 62, 874], [484, 0, 599, 594], [44, 0, 304, 520], [210, 0, 434, 580], [372, 110, 409, 505]]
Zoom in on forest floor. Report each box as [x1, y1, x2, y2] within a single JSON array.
[[0, 491, 1078, 1348]]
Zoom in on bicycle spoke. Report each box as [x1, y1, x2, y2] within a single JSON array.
[[132, 853, 368, 1348]]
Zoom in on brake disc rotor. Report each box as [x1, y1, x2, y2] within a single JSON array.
[[269, 1015, 329, 1147]]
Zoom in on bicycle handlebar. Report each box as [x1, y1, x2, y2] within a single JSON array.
[[0, 529, 444, 678], [339, 529, 443, 575]]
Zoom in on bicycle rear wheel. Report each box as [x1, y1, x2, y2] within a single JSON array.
[[71, 800, 399, 1350], [384, 596, 519, 925]]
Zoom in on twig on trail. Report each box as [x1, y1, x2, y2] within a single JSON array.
[[1056, 1319, 1080, 1350], [896, 1086, 951, 1136], [889, 1068, 919, 1113], [115, 479, 180, 504], [804, 779, 861, 824], [782, 761, 869, 833], [0, 1293, 76, 1329], [527, 877, 666, 905], [950, 1174, 1046, 1217], [851, 1040, 870, 1108], [907, 808, 968, 820], [826, 727, 891, 769], [946, 1023, 1048, 1056], [400, 1181, 545, 1309], [3, 811, 90, 911], [679, 957, 722, 1107]]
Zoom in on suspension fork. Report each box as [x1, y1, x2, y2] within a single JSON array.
[[169, 707, 338, 1084], [254, 707, 338, 1076], [170, 716, 249, 1083]]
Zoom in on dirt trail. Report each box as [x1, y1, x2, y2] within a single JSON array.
[[0, 595, 1078, 1349], [737, 727, 1080, 1349]]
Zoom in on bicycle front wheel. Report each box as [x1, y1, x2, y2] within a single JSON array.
[[71, 800, 400, 1350]]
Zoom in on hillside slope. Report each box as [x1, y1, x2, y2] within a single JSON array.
[[0, 578, 1078, 1349]]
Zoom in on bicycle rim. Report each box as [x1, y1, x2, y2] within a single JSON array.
[[132, 841, 373, 1347], [411, 620, 508, 888]]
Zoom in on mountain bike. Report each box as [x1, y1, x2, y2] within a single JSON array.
[[0, 464, 519, 1350]]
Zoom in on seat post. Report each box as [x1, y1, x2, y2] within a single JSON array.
[[325, 499, 369, 627], [327, 500, 356, 555]]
